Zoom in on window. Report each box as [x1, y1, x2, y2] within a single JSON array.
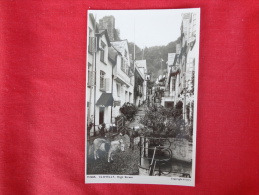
[[100, 50, 104, 62], [121, 57, 125, 72], [100, 41, 106, 63], [100, 71, 105, 91], [120, 57, 129, 75]]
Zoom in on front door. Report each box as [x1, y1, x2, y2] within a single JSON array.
[[99, 107, 105, 124]]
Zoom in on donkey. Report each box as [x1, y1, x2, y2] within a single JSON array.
[[121, 127, 141, 150], [93, 138, 125, 163]]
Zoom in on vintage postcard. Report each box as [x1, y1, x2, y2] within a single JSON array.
[[85, 8, 200, 186]]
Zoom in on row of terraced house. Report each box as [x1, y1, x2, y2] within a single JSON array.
[[156, 12, 198, 125], [87, 14, 148, 136]]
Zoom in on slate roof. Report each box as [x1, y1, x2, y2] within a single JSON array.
[[110, 40, 128, 56], [108, 47, 118, 64], [135, 60, 147, 69], [96, 30, 111, 47]]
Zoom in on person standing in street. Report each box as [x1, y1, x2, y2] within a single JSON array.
[[99, 123, 106, 137]]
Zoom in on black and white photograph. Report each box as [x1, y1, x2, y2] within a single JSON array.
[[85, 8, 200, 186]]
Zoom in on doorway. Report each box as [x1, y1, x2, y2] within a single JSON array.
[[99, 107, 105, 124]]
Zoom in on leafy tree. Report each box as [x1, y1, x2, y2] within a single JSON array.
[[139, 101, 195, 140], [140, 104, 165, 132], [140, 104, 184, 137]]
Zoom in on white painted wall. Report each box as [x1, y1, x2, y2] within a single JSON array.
[[110, 43, 134, 122], [86, 22, 114, 132], [94, 33, 112, 126]]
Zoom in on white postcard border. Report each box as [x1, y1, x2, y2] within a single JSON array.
[[85, 8, 200, 186]]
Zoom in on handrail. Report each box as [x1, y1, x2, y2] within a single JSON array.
[[149, 147, 157, 176]]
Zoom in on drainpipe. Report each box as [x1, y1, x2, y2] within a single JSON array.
[[93, 14, 97, 136], [111, 60, 114, 132], [94, 49, 97, 136]]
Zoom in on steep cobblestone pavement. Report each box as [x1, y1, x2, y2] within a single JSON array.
[[87, 138, 140, 175], [87, 106, 145, 175]]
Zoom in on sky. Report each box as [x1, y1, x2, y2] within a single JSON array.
[[88, 9, 194, 48]]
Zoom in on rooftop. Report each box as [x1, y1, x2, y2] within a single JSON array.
[[110, 40, 128, 56], [135, 60, 147, 69], [108, 47, 118, 63]]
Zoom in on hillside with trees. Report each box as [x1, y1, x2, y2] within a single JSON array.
[[128, 37, 180, 80]]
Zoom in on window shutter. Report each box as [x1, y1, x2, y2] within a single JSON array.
[[89, 37, 97, 53], [87, 71, 95, 86], [105, 78, 110, 91], [100, 50, 104, 62], [92, 71, 95, 86]]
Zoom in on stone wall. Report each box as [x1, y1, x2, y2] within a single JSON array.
[[167, 138, 192, 162]]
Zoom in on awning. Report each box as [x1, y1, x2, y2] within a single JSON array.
[[95, 93, 114, 107]]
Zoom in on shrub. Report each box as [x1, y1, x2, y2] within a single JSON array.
[[119, 102, 138, 122], [140, 103, 190, 138]]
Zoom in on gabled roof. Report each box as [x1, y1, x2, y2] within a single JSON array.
[[135, 60, 147, 69], [88, 13, 99, 33], [110, 40, 129, 56], [135, 67, 145, 81], [96, 30, 111, 47]]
